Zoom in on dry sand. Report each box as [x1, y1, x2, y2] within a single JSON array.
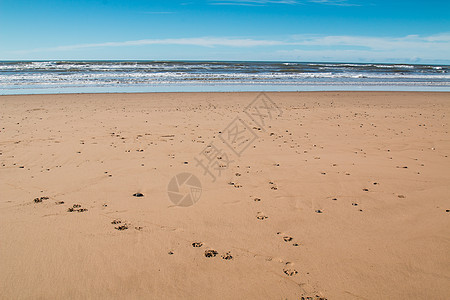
[[0, 91, 449, 299]]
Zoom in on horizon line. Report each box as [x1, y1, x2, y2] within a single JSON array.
[[0, 59, 449, 66]]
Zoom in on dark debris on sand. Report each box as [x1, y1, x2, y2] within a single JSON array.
[[34, 196, 49, 203]]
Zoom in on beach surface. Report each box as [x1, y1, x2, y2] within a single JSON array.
[[0, 91, 449, 299]]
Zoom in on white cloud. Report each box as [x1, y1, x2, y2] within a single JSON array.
[[14, 37, 285, 53], [209, 0, 358, 6], [307, 0, 359, 6], [281, 33, 450, 62], [290, 33, 450, 51], [12, 33, 450, 63], [210, 0, 299, 5], [141, 11, 176, 14]]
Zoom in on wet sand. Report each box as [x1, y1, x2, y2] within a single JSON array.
[[0, 92, 449, 299]]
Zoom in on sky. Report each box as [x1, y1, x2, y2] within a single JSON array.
[[0, 0, 449, 64]]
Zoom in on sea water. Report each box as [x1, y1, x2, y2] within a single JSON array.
[[0, 60, 449, 94]]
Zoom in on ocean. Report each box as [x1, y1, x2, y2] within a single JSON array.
[[0, 60, 449, 94]]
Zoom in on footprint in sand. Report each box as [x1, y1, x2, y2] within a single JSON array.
[[283, 236, 293, 242], [283, 268, 298, 276], [204, 249, 218, 258], [269, 181, 278, 190], [228, 182, 242, 188], [115, 224, 128, 231], [256, 212, 268, 220], [278, 233, 300, 246], [111, 219, 133, 230], [67, 204, 88, 212], [221, 252, 233, 260], [283, 262, 298, 276], [192, 242, 203, 248], [33, 196, 49, 203]]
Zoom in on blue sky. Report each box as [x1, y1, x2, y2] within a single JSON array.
[[0, 0, 449, 63]]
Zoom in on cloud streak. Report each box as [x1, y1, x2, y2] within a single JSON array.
[[141, 11, 176, 14], [276, 34, 450, 62], [13, 33, 450, 62], [209, 0, 358, 6], [14, 37, 285, 53], [210, 0, 298, 5], [290, 33, 450, 51]]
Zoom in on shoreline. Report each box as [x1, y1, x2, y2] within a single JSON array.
[[1, 90, 450, 97], [2, 85, 450, 95]]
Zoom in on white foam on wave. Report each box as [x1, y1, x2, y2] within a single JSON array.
[[1, 61, 449, 90]]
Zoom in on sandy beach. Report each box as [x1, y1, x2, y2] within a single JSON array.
[[0, 91, 449, 299]]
